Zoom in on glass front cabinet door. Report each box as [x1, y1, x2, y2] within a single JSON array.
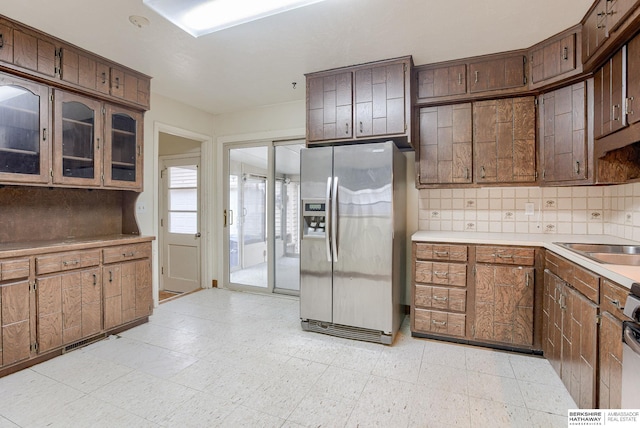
[[53, 91, 102, 186], [0, 73, 51, 184], [104, 105, 143, 191]]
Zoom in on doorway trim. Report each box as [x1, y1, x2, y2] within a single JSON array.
[[154, 122, 213, 301]]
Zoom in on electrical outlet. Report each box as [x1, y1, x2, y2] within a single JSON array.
[[524, 202, 535, 216], [136, 203, 146, 213]]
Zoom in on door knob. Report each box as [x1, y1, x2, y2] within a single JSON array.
[[195, 232, 201, 238]]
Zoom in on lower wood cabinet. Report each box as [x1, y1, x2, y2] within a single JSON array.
[[543, 252, 599, 409], [412, 242, 539, 350], [598, 278, 631, 409], [0, 239, 153, 376], [103, 258, 152, 330], [0, 279, 32, 367], [473, 264, 534, 346]]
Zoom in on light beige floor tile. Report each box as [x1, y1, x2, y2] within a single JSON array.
[[310, 365, 371, 402], [519, 379, 577, 415], [465, 347, 516, 378], [31, 348, 133, 393], [467, 372, 525, 406], [91, 371, 199, 424], [421, 340, 468, 369], [418, 362, 469, 395], [28, 394, 159, 428], [468, 396, 532, 428], [0, 417, 19, 428], [158, 392, 238, 427], [287, 392, 356, 427], [409, 384, 471, 427], [218, 405, 286, 428]]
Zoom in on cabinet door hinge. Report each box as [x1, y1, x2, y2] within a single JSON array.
[[404, 123, 408, 132], [534, 170, 538, 180], [50, 93, 54, 102], [523, 76, 527, 85], [101, 173, 105, 184], [471, 325, 475, 337], [161, 266, 164, 275], [160, 218, 164, 227], [31, 342, 38, 352], [102, 106, 106, 115], [596, 314, 602, 325], [49, 168, 53, 178]]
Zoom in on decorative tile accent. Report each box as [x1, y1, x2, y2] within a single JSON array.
[[417, 183, 640, 238]]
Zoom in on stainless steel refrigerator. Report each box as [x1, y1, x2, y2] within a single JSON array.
[[300, 141, 406, 345]]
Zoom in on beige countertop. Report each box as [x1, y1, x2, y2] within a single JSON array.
[[0, 234, 155, 258], [412, 231, 640, 289]]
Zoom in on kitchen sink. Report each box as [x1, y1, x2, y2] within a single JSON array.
[[554, 242, 640, 265], [585, 253, 640, 266]]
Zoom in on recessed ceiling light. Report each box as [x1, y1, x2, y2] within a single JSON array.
[[129, 15, 150, 28], [143, 0, 327, 37]]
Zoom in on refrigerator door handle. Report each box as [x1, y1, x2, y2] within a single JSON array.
[[332, 176, 339, 262], [325, 176, 332, 262]]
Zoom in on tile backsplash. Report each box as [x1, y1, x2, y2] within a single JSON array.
[[418, 182, 640, 241]]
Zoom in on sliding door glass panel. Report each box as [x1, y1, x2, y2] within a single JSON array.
[[228, 146, 268, 289], [274, 143, 303, 293]]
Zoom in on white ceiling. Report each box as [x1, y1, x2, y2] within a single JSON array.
[[1, 0, 594, 116]]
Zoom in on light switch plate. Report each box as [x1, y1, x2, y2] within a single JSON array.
[[524, 202, 535, 216]]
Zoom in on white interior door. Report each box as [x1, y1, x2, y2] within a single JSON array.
[[161, 157, 201, 293]]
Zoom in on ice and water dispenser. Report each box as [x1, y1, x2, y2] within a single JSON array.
[[302, 199, 326, 237]]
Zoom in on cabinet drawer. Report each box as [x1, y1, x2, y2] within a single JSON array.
[[414, 308, 466, 337], [36, 250, 100, 275], [571, 264, 600, 304], [414, 284, 466, 312], [0, 257, 30, 281], [415, 261, 466, 287], [415, 243, 467, 262], [601, 279, 629, 321], [476, 246, 535, 266], [103, 243, 151, 264]]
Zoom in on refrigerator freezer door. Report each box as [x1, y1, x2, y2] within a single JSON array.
[[300, 146, 333, 323], [332, 142, 394, 332]]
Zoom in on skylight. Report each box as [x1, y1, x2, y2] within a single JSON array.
[[143, 0, 327, 37]]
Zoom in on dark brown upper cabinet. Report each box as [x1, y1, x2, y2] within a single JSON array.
[[416, 103, 472, 185], [0, 16, 150, 111], [594, 48, 626, 139], [416, 64, 467, 101], [582, 0, 640, 67], [414, 51, 529, 105], [306, 71, 353, 142], [473, 97, 536, 184], [354, 61, 407, 138], [530, 27, 581, 88], [13, 26, 56, 78], [469, 54, 527, 93], [538, 81, 590, 184], [306, 56, 412, 148], [627, 32, 640, 125]]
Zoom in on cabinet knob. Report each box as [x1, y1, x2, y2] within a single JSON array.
[[627, 97, 635, 116], [345, 123, 349, 134], [359, 121, 363, 133], [562, 46, 568, 61], [101, 72, 107, 85], [575, 161, 580, 175], [474, 70, 479, 83], [115, 77, 120, 89], [0, 33, 3, 49]]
